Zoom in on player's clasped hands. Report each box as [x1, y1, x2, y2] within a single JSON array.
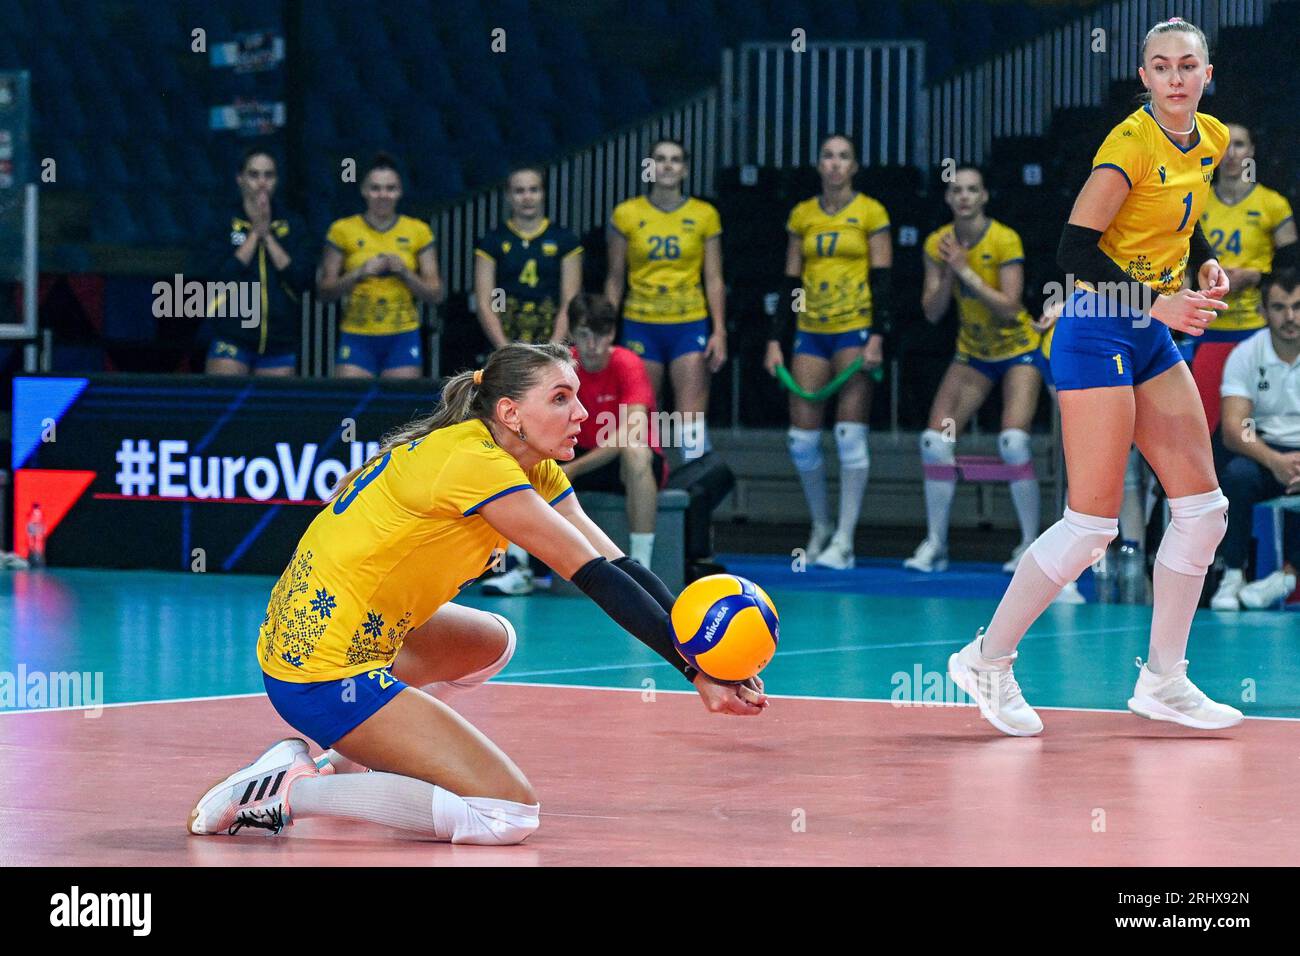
[[693, 673, 768, 715]]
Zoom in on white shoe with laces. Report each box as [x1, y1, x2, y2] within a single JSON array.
[[1127, 658, 1244, 730], [1210, 568, 1245, 611], [1002, 541, 1031, 574], [1053, 580, 1086, 604], [188, 738, 318, 836], [947, 628, 1044, 737], [903, 537, 949, 573], [812, 535, 855, 570], [1238, 570, 1297, 610], [481, 566, 534, 596], [804, 522, 834, 563]]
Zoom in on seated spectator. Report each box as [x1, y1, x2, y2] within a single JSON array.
[[205, 148, 312, 375], [565, 292, 667, 569], [1212, 268, 1300, 609]]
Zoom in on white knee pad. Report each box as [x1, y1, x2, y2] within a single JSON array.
[[445, 613, 516, 689], [833, 422, 869, 470], [1156, 489, 1229, 575], [787, 427, 824, 473], [998, 428, 1033, 467], [433, 787, 539, 845], [920, 428, 956, 466], [1026, 507, 1119, 587]]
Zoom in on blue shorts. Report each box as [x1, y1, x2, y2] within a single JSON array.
[[621, 318, 708, 365], [1050, 290, 1185, 391], [793, 327, 870, 360], [208, 339, 297, 371], [337, 330, 423, 375], [955, 348, 1049, 384], [263, 667, 408, 749]]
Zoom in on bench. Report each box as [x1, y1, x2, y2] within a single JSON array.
[[550, 489, 692, 595]]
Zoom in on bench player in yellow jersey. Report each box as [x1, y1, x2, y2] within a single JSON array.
[[1193, 123, 1297, 432], [605, 139, 725, 461], [764, 134, 893, 570], [906, 166, 1045, 575], [187, 343, 766, 844], [949, 18, 1244, 736], [319, 153, 444, 379]]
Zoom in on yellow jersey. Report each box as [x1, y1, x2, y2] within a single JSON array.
[[787, 193, 890, 334], [325, 214, 435, 335], [1090, 106, 1229, 296], [610, 195, 721, 324], [923, 219, 1039, 361], [1200, 184, 1295, 331], [257, 419, 572, 682]]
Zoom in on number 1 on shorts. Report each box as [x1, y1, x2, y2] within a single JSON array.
[[1113, 353, 1124, 375]]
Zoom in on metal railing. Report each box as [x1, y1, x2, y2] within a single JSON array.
[[925, 0, 1277, 164], [722, 42, 928, 171], [432, 90, 721, 297]]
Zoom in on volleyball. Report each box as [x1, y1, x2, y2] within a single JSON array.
[[670, 574, 779, 682]]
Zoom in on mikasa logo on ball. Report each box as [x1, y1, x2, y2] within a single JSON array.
[[704, 606, 729, 642]]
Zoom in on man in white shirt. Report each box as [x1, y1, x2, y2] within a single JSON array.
[[1213, 269, 1300, 609]]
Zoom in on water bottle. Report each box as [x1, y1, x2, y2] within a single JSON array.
[[1117, 541, 1150, 604], [1091, 541, 1117, 603], [26, 503, 45, 568]]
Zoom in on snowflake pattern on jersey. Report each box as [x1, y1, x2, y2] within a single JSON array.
[[345, 609, 414, 667], [259, 549, 326, 668]]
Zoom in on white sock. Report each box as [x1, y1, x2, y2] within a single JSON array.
[[923, 477, 956, 549], [836, 467, 868, 544], [980, 552, 1063, 659], [629, 532, 655, 567], [1146, 560, 1200, 675], [290, 772, 539, 845], [794, 461, 830, 528], [315, 749, 368, 774], [1008, 479, 1040, 545]]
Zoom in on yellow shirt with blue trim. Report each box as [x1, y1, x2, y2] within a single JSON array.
[[787, 193, 890, 334], [1200, 184, 1295, 331], [610, 196, 721, 324], [923, 219, 1039, 361], [1090, 106, 1229, 297], [326, 214, 435, 335], [257, 419, 572, 682]]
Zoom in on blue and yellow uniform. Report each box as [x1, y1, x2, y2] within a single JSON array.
[[257, 418, 572, 747], [326, 214, 435, 374], [923, 219, 1045, 382], [609, 195, 721, 364], [474, 219, 582, 343], [787, 193, 890, 359], [1199, 184, 1294, 340], [1053, 105, 1229, 391]]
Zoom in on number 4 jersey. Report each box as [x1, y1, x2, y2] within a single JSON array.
[[1201, 184, 1294, 332], [474, 218, 582, 342], [257, 419, 572, 682]]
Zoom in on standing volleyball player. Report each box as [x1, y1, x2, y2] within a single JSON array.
[[949, 18, 1243, 735], [764, 134, 892, 570], [605, 138, 725, 461], [188, 343, 766, 844], [906, 166, 1045, 574], [1192, 124, 1297, 432], [318, 153, 444, 379]]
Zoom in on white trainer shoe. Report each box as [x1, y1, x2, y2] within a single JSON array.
[[1127, 658, 1244, 730], [804, 522, 834, 563], [903, 537, 949, 573], [1053, 580, 1086, 604], [812, 535, 855, 570], [481, 566, 535, 596], [1210, 568, 1245, 611], [947, 629, 1044, 736], [1002, 541, 1031, 574], [189, 738, 318, 835], [1238, 570, 1297, 610]]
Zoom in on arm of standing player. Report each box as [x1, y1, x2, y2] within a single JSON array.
[[1272, 219, 1299, 270], [604, 225, 627, 312], [551, 250, 582, 345], [703, 235, 727, 372], [863, 229, 892, 370], [390, 246, 444, 305], [764, 233, 804, 375], [474, 253, 511, 350], [317, 244, 385, 301], [920, 253, 955, 323]]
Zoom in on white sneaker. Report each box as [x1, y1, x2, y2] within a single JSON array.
[[947, 629, 1044, 736], [804, 522, 834, 563], [1210, 568, 1245, 611], [1053, 580, 1086, 604], [812, 535, 854, 570], [481, 566, 534, 596], [1127, 658, 1244, 730], [1002, 541, 1031, 574], [903, 537, 949, 573], [1238, 570, 1297, 609], [189, 738, 318, 835]]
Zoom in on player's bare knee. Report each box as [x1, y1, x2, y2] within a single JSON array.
[[447, 614, 516, 689]]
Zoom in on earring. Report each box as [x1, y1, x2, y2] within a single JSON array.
[[516, 427, 527, 442]]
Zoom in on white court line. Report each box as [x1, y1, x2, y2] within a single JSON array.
[[0, 690, 266, 717]]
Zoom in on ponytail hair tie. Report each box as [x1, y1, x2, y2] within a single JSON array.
[[472, 369, 484, 386]]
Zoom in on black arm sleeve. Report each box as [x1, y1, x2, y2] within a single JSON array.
[[769, 276, 799, 343], [571, 557, 698, 683], [1057, 222, 1140, 292], [868, 265, 893, 338], [1271, 241, 1298, 271], [1188, 222, 1215, 274], [612, 556, 675, 614]]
